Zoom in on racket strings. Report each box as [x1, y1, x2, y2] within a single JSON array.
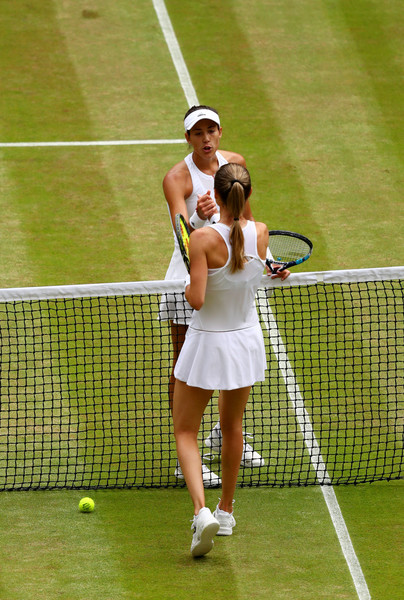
[[269, 235, 311, 262]]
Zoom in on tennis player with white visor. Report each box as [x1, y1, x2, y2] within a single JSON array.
[[159, 105, 265, 487]]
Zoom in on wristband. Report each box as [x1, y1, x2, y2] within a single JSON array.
[[189, 209, 206, 229]]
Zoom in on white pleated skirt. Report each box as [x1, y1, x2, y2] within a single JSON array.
[[174, 322, 267, 390]]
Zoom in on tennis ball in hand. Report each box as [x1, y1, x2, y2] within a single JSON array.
[[79, 497, 95, 513]]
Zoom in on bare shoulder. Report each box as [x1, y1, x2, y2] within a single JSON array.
[[219, 150, 246, 167], [255, 221, 269, 238], [190, 226, 214, 243], [255, 221, 269, 251], [163, 159, 189, 188], [190, 225, 219, 248], [162, 159, 193, 201]]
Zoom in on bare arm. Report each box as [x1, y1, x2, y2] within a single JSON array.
[[256, 222, 269, 261], [184, 230, 208, 310], [163, 163, 217, 230], [163, 163, 193, 230], [256, 221, 290, 281]]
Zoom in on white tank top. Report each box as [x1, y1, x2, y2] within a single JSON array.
[[183, 151, 228, 218], [164, 153, 229, 283], [189, 220, 266, 332]]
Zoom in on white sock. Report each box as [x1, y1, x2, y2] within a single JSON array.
[[216, 505, 232, 515], [216, 499, 234, 515]]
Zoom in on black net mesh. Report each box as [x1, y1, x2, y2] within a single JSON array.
[[0, 272, 402, 490]]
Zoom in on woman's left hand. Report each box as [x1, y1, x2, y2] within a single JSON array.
[[269, 265, 291, 281]]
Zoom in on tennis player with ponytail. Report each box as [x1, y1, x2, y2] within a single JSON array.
[[173, 163, 289, 557]]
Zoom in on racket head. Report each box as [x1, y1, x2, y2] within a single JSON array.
[[267, 230, 313, 272], [174, 213, 191, 273]]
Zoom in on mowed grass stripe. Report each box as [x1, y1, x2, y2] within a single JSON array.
[[1, 147, 141, 287], [1, 1, 185, 143], [0, 157, 34, 287], [54, 1, 187, 141], [1, 1, 93, 143], [0, 2, 150, 286], [232, 0, 404, 269], [166, 0, 404, 269], [337, 0, 404, 156]]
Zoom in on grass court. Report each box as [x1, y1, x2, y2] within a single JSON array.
[[0, 1, 403, 599]]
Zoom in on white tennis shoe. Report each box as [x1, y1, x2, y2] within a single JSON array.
[[174, 462, 222, 488], [204, 425, 265, 468], [213, 504, 236, 536], [190, 507, 220, 557]]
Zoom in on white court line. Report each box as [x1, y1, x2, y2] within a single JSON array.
[[257, 290, 371, 600], [152, 0, 198, 107], [0, 139, 185, 148]]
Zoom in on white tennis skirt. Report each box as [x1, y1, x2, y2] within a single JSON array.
[[174, 323, 267, 390]]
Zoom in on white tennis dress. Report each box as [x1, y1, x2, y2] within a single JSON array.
[[174, 220, 267, 390], [159, 151, 228, 324]]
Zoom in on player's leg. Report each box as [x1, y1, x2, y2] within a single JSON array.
[[169, 322, 187, 412], [212, 387, 251, 535], [219, 386, 251, 509], [204, 394, 265, 468], [171, 322, 221, 487], [173, 379, 220, 556], [173, 380, 213, 513]]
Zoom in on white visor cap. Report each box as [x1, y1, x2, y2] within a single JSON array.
[[184, 109, 220, 132]]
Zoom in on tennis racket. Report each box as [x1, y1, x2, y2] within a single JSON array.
[[175, 213, 191, 273], [266, 230, 313, 273]]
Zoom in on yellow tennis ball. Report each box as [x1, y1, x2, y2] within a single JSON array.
[[79, 497, 95, 513]]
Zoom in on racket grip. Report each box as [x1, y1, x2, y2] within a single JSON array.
[[265, 259, 278, 274]]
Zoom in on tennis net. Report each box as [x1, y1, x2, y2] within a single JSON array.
[[0, 267, 402, 491]]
